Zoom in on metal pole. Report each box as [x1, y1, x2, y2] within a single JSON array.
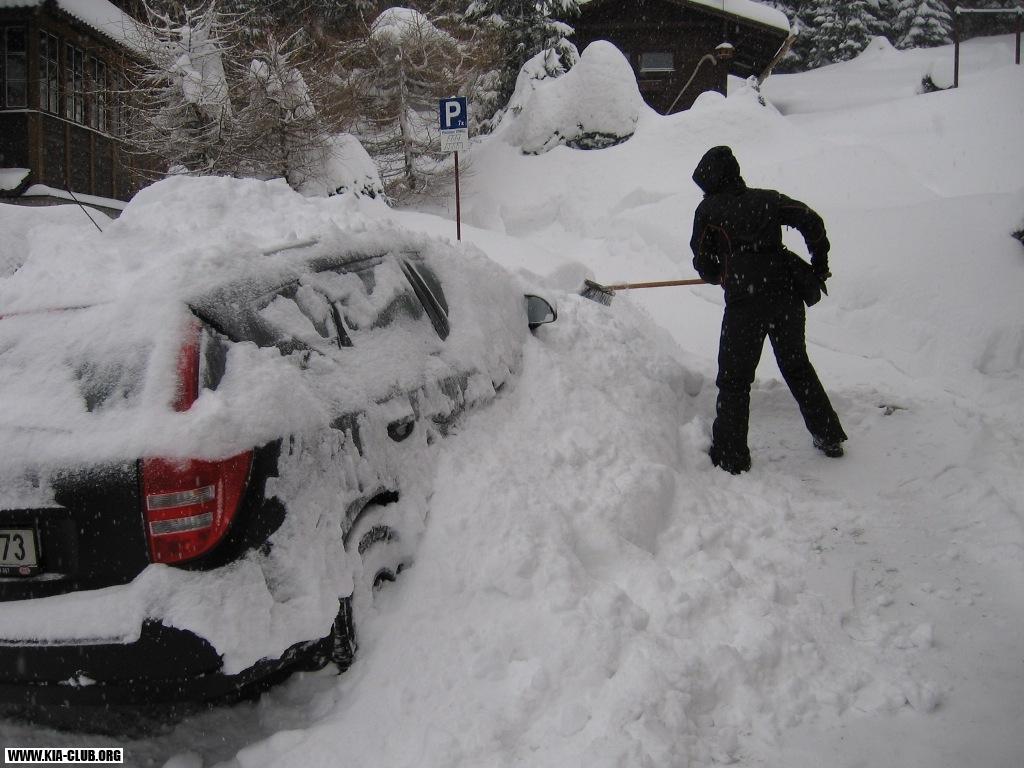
[[954, 9, 960, 88], [1017, 9, 1021, 66], [455, 151, 462, 242]]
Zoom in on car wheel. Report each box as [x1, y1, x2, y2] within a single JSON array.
[[328, 502, 409, 670]]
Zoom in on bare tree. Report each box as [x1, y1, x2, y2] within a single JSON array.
[[229, 31, 331, 186], [123, 0, 238, 177], [342, 6, 481, 199]]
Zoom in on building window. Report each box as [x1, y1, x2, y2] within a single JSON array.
[[639, 52, 674, 74], [109, 70, 125, 137], [1, 27, 28, 108], [89, 56, 106, 131], [65, 44, 85, 123], [39, 31, 59, 113]]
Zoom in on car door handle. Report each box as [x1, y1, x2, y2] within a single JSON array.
[[387, 418, 415, 442]]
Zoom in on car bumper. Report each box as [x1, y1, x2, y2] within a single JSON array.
[[0, 620, 327, 711]]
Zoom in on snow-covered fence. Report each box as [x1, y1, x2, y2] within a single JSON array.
[[953, 6, 1023, 87]]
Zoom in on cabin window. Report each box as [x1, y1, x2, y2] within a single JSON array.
[[1, 27, 27, 108], [89, 57, 106, 131], [65, 44, 85, 123], [109, 70, 125, 137], [639, 52, 674, 74], [39, 32, 59, 113]]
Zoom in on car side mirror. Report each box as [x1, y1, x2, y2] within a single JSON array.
[[525, 295, 557, 330]]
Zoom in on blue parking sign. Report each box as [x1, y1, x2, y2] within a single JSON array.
[[439, 97, 467, 130]]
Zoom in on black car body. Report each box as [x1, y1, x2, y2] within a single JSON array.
[[0, 222, 555, 727]]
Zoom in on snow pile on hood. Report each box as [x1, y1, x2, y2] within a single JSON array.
[[0, 202, 111, 277], [502, 41, 653, 154]]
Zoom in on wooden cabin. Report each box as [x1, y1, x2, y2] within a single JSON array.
[[0, 0, 141, 211], [572, 0, 791, 114]]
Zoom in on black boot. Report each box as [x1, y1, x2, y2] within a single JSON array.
[[813, 435, 845, 458], [710, 445, 751, 474]]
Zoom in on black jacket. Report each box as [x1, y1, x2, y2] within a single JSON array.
[[689, 146, 830, 306]]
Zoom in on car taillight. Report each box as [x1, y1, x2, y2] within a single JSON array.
[[142, 317, 252, 565], [142, 453, 252, 564]]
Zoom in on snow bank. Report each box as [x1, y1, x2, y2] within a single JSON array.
[[219, 33, 1024, 768], [230, 295, 935, 768], [502, 41, 653, 154]]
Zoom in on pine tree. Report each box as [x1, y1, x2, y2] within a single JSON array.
[[864, 0, 895, 40], [804, 0, 877, 67], [896, 0, 953, 49]]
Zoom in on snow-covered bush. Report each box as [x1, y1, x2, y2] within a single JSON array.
[[501, 40, 648, 155], [293, 132, 385, 199], [464, 0, 580, 134]]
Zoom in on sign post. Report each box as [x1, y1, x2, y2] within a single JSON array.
[[439, 97, 469, 241]]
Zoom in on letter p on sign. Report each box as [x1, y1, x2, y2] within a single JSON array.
[[440, 97, 467, 130]]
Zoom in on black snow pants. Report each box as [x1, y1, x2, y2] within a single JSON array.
[[710, 296, 846, 471]]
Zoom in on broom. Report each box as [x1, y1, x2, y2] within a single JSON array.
[[580, 277, 709, 306]]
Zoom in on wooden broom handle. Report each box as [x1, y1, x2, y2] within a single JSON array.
[[604, 278, 708, 290]]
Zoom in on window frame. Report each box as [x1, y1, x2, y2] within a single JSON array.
[[88, 55, 106, 131], [39, 31, 59, 113], [64, 43, 85, 124], [109, 69, 125, 137], [401, 259, 450, 341], [2, 26, 28, 109], [638, 51, 675, 75]]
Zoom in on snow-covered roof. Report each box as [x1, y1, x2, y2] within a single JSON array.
[[22, 184, 127, 211], [0, 0, 143, 51], [579, 0, 790, 34]]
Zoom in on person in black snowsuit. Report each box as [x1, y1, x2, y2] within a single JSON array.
[[689, 145, 846, 474]]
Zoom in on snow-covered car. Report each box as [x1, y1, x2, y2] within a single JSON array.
[[0, 185, 555, 729]]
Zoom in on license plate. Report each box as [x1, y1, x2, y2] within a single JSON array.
[[0, 528, 40, 576]]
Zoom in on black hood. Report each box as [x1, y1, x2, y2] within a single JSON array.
[[692, 146, 746, 195]]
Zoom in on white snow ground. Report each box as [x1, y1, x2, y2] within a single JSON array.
[[1, 34, 1022, 768]]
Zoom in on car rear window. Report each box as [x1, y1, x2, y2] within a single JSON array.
[[197, 251, 450, 358], [72, 346, 150, 412]]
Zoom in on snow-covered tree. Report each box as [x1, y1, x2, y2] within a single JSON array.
[[894, 0, 953, 49], [344, 7, 477, 198], [230, 32, 331, 187], [124, 1, 236, 176], [463, 0, 580, 133], [803, 0, 877, 67]]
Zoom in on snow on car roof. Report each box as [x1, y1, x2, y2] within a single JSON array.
[[0, 176, 528, 475]]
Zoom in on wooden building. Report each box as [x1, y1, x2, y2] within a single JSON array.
[[0, 0, 141, 210], [572, 0, 792, 114]]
